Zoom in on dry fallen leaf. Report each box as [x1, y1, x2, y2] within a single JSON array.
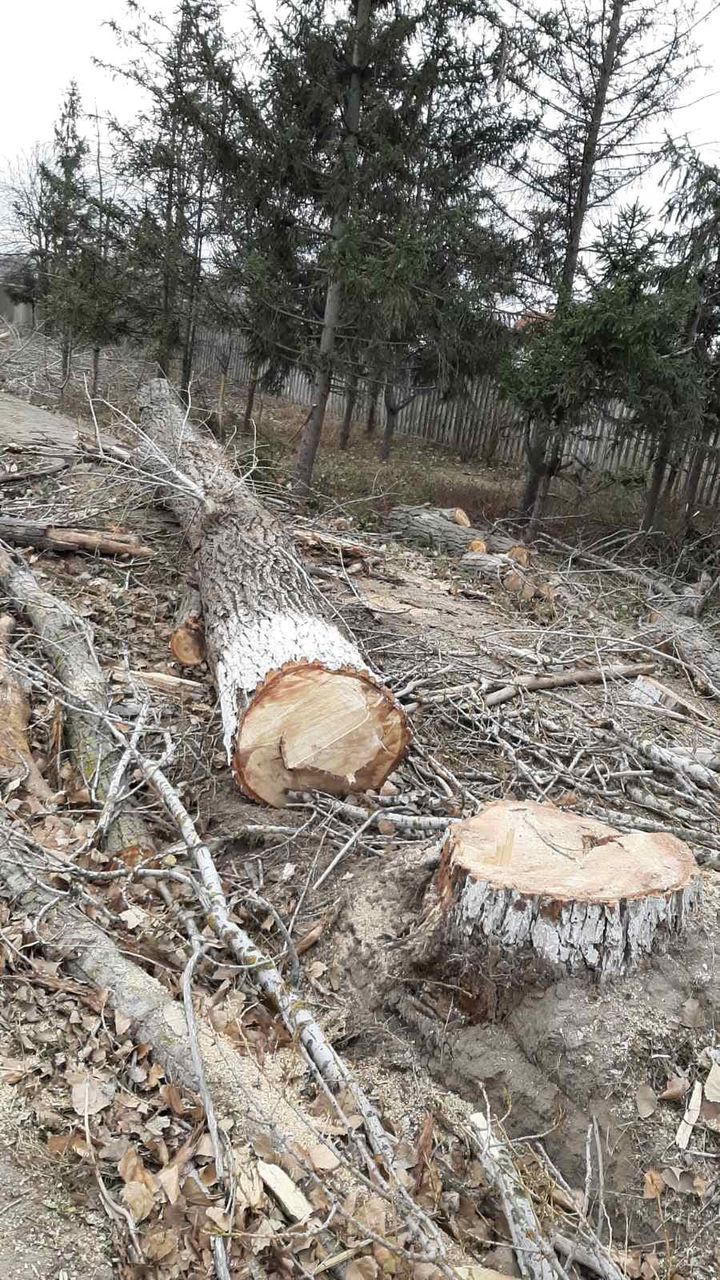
[[346, 1260, 380, 1280], [122, 1180, 155, 1222], [206, 1205, 231, 1233], [703, 1062, 720, 1104], [661, 1167, 695, 1194], [307, 1142, 340, 1173], [643, 1168, 665, 1199], [71, 1075, 115, 1117], [612, 1250, 643, 1279], [296, 919, 325, 955], [659, 1075, 690, 1103], [143, 1229, 179, 1262], [636, 1084, 658, 1120], [157, 1162, 181, 1205]]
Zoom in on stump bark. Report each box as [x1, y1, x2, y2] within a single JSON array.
[[438, 801, 699, 978], [137, 379, 408, 806]]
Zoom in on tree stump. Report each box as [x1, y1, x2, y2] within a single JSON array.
[[437, 801, 700, 979]]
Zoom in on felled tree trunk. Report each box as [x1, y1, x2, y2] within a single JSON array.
[[387, 506, 528, 558], [437, 801, 699, 980], [138, 379, 408, 806], [0, 549, 152, 853], [0, 517, 152, 559]]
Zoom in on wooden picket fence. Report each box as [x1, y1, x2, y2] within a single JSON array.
[[192, 330, 720, 507]]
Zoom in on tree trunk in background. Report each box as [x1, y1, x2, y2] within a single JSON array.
[[642, 428, 672, 532], [60, 330, 73, 391], [378, 384, 398, 462], [558, 0, 624, 301], [365, 391, 378, 436], [338, 372, 359, 450], [242, 362, 260, 435], [520, 419, 546, 515], [682, 440, 705, 534], [137, 379, 408, 807], [91, 345, 101, 398], [293, 0, 371, 495]]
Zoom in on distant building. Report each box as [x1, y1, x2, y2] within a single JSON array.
[[0, 254, 37, 332]]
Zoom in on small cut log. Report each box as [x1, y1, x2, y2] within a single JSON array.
[[169, 586, 205, 666], [437, 800, 699, 978], [0, 516, 152, 559], [387, 505, 529, 559], [137, 379, 408, 806]]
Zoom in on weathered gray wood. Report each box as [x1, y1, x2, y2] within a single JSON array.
[[0, 548, 151, 852], [387, 505, 523, 556], [0, 516, 152, 558]]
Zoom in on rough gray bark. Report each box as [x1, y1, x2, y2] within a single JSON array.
[[0, 517, 152, 558], [387, 506, 525, 556], [0, 548, 151, 853], [338, 371, 358, 450], [137, 379, 407, 806]]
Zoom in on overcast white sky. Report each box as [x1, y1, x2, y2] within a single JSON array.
[[2, 1, 720, 188]]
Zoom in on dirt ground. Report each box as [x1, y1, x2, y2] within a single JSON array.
[[2, 377, 720, 1278], [0, 1080, 114, 1279]]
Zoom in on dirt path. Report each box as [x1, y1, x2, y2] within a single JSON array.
[[0, 1081, 114, 1280]]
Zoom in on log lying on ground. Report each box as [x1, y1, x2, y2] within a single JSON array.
[[460, 551, 553, 605], [0, 548, 152, 853], [0, 516, 152, 558], [647, 607, 720, 697], [437, 801, 700, 979], [387, 505, 529, 560], [169, 585, 206, 666], [0, 810, 314, 1155], [0, 614, 54, 801], [137, 379, 408, 806]]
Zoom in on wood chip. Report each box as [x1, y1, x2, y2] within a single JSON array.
[[676, 1081, 702, 1149]]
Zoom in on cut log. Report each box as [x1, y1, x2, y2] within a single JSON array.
[[387, 506, 528, 559], [437, 801, 700, 979], [0, 516, 152, 559], [0, 614, 54, 801], [460, 552, 552, 604], [169, 586, 205, 666], [137, 379, 408, 806]]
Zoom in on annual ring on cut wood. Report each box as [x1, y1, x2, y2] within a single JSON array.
[[438, 801, 700, 977], [233, 662, 409, 807]]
